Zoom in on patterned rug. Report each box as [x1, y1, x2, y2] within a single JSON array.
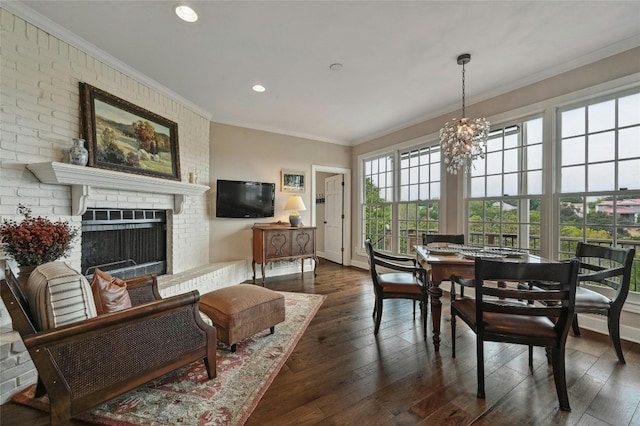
[[13, 291, 325, 426]]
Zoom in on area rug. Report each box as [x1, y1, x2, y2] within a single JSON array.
[[13, 291, 325, 426]]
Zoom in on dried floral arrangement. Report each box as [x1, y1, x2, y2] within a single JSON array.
[[0, 204, 78, 266]]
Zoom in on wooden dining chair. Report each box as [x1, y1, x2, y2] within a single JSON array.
[[421, 233, 465, 288], [572, 243, 635, 363], [532, 242, 635, 363], [364, 239, 430, 339], [422, 233, 464, 246], [451, 257, 579, 411]]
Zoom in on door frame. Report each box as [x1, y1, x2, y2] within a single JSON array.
[[311, 165, 351, 266]]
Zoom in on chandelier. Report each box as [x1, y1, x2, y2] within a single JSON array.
[[440, 53, 490, 175]]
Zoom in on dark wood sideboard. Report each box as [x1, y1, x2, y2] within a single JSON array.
[[252, 223, 318, 285]]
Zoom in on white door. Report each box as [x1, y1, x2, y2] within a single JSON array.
[[324, 174, 344, 264]]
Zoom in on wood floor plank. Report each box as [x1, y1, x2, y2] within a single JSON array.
[[2, 262, 639, 425]]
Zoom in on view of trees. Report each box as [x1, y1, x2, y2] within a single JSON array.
[[363, 179, 640, 291], [363, 177, 391, 249]]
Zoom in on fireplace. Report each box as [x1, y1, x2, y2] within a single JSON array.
[[81, 209, 167, 279]]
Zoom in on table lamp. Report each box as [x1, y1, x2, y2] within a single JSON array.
[[285, 195, 306, 226]]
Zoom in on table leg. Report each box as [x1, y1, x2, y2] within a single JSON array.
[[260, 264, 266, 286], [429, 281, 443, 351], [252, 260, 256, 284]]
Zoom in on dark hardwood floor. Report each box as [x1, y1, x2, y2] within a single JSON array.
[[2, 262, 639, 425]]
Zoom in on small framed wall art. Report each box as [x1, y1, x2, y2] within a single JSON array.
[[281, 170, 305, 193]]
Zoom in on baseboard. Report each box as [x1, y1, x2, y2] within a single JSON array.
[[576, 314, 640, 345]]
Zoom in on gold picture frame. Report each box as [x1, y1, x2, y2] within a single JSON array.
[[281, 170, 305, 193]]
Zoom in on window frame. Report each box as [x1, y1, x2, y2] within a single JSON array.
[[358, 136, 443, 254], [464, 115, 545, 254], [554, 87, 640, 294]]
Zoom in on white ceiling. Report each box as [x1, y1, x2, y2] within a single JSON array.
[[7, 1, 640, 145]]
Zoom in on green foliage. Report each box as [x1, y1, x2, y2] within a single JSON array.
[[363, 178, 391, 248], [101, 126, 117, 146], [98, 127, 126, 164], [560, 204, 581, 225]]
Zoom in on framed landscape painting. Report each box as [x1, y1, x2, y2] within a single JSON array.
[[281, 170, 305, 192], [79, 82, 181, 180]]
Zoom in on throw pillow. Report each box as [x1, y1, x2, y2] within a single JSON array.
[[91, 269, 132, 315], [26, 261, 98, 330]]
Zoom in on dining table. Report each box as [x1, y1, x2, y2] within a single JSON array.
[[414, 244, 552, 351]]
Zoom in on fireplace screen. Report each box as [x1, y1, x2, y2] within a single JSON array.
[[81, 209, 167, 279]]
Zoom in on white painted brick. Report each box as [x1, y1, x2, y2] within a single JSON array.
[[36, 28, 49, 48], [37, 113, 71, 129], [16, 368, 37, 386], [39, 79, 76, 99], [17, 116, 50, 133], [47, 92, 76, 109]]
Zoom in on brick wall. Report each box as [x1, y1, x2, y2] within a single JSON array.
[[0, 9, 215, 402], [0, 330, 36, 403]]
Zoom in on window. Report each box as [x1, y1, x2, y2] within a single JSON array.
[[467, 117, 543, 254], [398, 146, 441, 254], [559, 92, 640, 193], [360, 81, 640, 304], [557, 90, 640, 291], [362, 154, 393, 251], [361, 143, 441, 254]]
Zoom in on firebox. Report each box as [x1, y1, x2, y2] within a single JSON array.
[[81, 209, 167, 279]]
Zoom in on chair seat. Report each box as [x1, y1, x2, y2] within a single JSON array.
[[379, 272, 424, 294], [575, 286, 611, 310], [453, 297, 557, 339]]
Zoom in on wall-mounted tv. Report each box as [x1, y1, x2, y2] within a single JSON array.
[[216, 179, 275, 218]]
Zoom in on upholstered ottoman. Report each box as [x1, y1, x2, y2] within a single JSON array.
[[199, 284, 285, 352]]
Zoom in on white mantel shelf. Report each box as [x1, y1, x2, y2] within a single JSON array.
[[27, 162, 209, 215]]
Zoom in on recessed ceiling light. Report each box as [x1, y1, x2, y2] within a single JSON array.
[[175, 5, 198, 23], [252, 84, 266, 93]]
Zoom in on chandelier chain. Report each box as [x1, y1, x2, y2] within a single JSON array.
[[461, 62, 466, 117]]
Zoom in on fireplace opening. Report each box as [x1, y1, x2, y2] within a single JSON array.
[[81, 209, 167, 279]]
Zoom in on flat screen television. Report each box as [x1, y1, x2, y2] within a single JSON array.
[[216, 179, 275, 218]]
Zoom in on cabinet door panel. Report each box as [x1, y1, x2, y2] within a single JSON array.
[[265, 230, 291, 259], [292, 229, 314, 256]]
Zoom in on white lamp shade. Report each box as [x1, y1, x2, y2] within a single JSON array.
[[285, 195, 306, 212]]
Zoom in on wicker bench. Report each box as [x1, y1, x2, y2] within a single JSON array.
[[199, 284, 285, 352], [1, 268, 216, 426]]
